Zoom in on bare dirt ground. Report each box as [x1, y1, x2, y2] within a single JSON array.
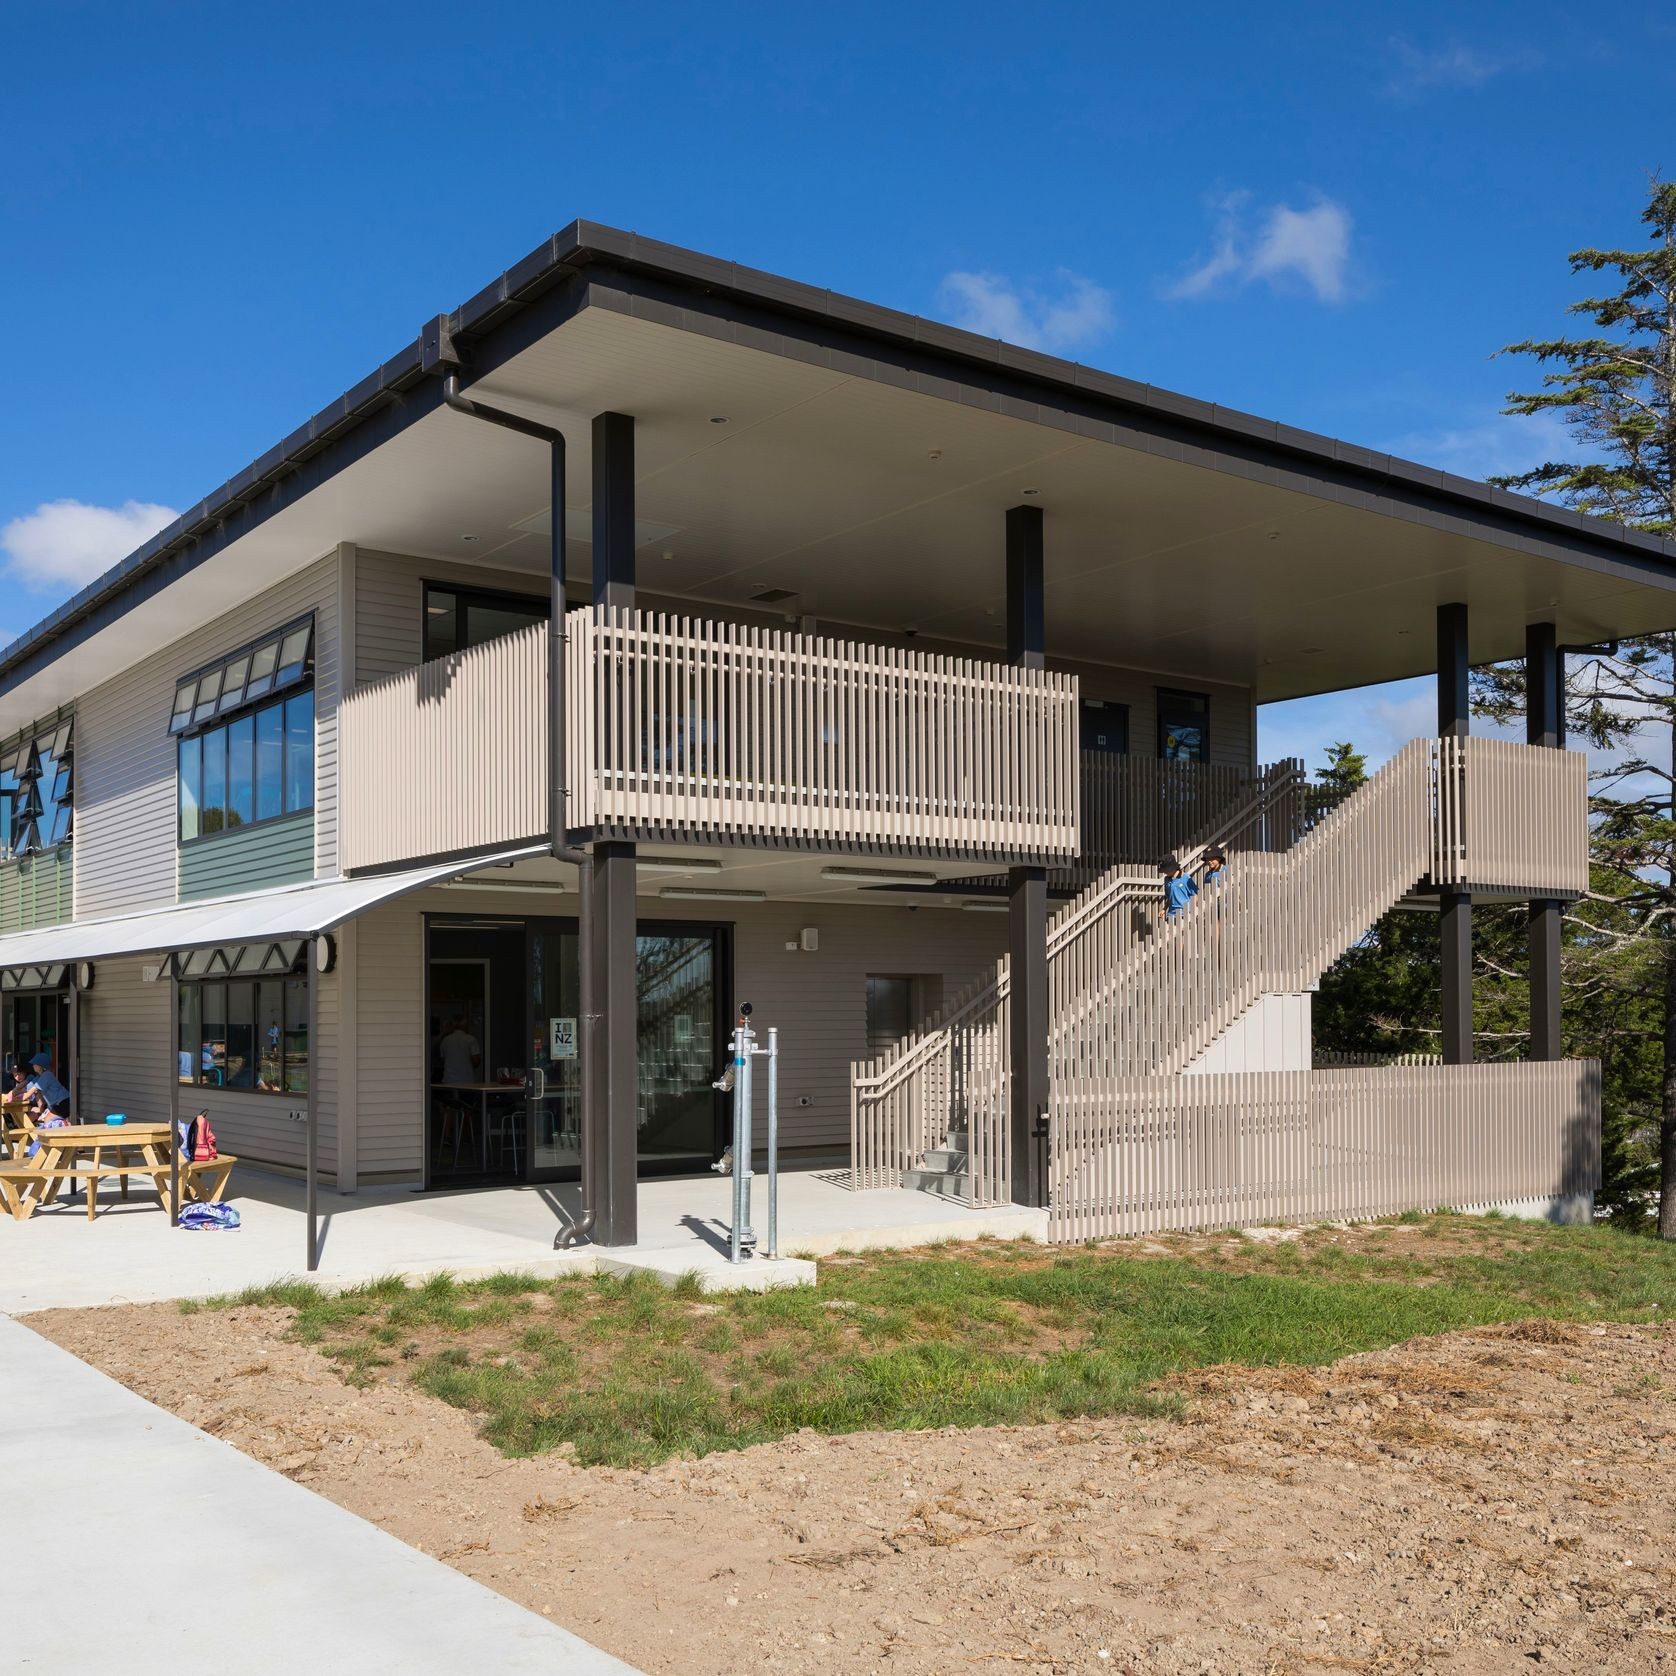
[[29, 1302, 1676, 1675]]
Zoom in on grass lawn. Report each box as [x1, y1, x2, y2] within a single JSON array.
[[190, 1214, 1676, 1469]]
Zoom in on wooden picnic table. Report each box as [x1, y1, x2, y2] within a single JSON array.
[[23, 1124, 174, 1223], [0, 1123, 235, 1223]]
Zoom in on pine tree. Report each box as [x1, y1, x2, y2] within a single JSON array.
[[1477, 180, 1676, 1235]]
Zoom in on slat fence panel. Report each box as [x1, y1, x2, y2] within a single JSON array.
[[1047, 1060, 1601, 1241]]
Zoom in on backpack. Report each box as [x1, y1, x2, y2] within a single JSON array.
[[179, 1200, 240, 1231], [179, 1109, 218, 1162]]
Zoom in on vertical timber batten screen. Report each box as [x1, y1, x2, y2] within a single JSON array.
[[568, 607, 1081, 858], [1046, 1060, 1602, 1242], [340, 621, 549, 871], [854, 736, 1592, 1204]]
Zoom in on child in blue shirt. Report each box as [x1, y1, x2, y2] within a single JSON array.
[[1162, 856, 1198, 918]]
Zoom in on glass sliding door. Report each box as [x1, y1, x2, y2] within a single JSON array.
[[520, 918, 727, 1183], [526, 921, 582, 1178], [634, 927, 723, 1172]]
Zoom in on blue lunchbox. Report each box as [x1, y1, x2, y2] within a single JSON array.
[[104, 1113, 127, 1126]]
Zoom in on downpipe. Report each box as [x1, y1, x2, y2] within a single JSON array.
[[433, 365, 597, 1248]]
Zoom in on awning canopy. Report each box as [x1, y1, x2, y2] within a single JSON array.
[[0, 844, 549, 973]]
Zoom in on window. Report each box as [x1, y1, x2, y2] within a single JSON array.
[[1080, 699, 1129, 755], [175, 943, 308, 1095], [1157, 689, 1210, 763], [174, 621, 315, 843], [865, 974, 945, 1059], [423, 583, 545, 662], [0, 715, 74, 858], [170, 619, 313, 735]]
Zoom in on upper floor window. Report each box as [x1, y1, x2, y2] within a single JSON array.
[[0, 715, 73, 858], [423, 583, 544, 662], [173, 619, 314, 843], [1157, 689, 1209, 763], [1080, 699, 1129, 755], [169, 619, 313, 735]]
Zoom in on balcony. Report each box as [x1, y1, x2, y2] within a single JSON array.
[[341, 612, 1082, 872]]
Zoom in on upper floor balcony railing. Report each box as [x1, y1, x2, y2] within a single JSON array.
[[340, 612, 1082, 872], [566, 608, 1080, 858]]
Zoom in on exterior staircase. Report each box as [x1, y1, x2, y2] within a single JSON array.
[[852, 737, 1587, 1208], [900, 1125, 971, 1200]]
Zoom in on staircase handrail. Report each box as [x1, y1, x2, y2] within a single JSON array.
[[851, 757, 1306, 1100]]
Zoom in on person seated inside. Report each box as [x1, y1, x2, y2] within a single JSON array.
[[25, 1052, 71, 1122]]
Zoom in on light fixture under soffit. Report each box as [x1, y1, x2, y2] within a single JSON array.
[[438, 878, 570, 895], [820, 865, 937, 887], [635, 856, 725, 875], [660, 886, 767, 903], [960, 900, 1010, 912]]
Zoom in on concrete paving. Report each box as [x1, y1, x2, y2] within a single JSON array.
[[0, 1165, 1047, 1312], [0, 1313, 640, 1674]]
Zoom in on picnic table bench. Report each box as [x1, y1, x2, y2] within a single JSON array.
[[0, 1122, 237, 1222]]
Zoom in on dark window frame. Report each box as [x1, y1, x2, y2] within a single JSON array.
[[1156, 687, 1211, 763], [1079, 698, 1130, 756], [0, 713, 75, 861], [169, 613, 316, 740], [421, 580, 546, 663], [174, 952, 309, 1097], [177, 690, 315, 847]]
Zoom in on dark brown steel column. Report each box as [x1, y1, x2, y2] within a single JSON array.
[[1437, 602, 1472, 1064], [1526, 621, 1563, 1059], [590, 840, 638, 1245], [307, 935, 320, 1271], [588, 411, 638, 1244], [168, 968, 181, 1228], [592, 411, 637, 608], [1006, 504, 1048, 1208]]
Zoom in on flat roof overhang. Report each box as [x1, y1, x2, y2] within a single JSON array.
[[4, 220, 1676, 734]]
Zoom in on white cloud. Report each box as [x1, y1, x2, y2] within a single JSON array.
[[935, 268, 1115, 354], [1259, 679, 1435, 777], [0, 498, 177, 590], [1168, 193, 1354, 304], [1383, 409, 1574, 484], [1383, 39, 1539, 99]]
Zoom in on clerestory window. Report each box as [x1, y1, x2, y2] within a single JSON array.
[[0, 715, 74, 858]]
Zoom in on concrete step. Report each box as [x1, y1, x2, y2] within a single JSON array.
[[909, 1145, 968, 1177], [901, 1167, 972, 1201]]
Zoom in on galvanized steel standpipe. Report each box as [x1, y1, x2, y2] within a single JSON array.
[[727, 1009, 780, 1264], [765, 1026, 779, 1258]]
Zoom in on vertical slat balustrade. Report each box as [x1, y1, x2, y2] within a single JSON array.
[[1046, 1060, 1601, 1241], [567, 607, 1079, 857], [854, 734, 1591, 1209]]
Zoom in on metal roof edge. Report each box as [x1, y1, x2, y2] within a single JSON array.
[[5, 220, 1673, 688]]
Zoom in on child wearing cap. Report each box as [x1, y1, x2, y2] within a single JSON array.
[[1162, 856, 1198, 919]]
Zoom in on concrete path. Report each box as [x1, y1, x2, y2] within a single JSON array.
[[0, 1166, 1047, 1312], [0, 1315, 641, 1674]]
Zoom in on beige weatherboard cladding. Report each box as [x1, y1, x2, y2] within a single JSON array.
[[73, 552, 342, 918], [345, 886, 1007, 1179]]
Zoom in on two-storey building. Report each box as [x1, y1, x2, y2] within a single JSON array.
[[0, 224, 1663, 1259]]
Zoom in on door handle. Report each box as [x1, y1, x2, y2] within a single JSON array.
[[532, 1066, 546, 1100]]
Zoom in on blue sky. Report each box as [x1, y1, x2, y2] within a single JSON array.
[[1, 0, 1665, 771]]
